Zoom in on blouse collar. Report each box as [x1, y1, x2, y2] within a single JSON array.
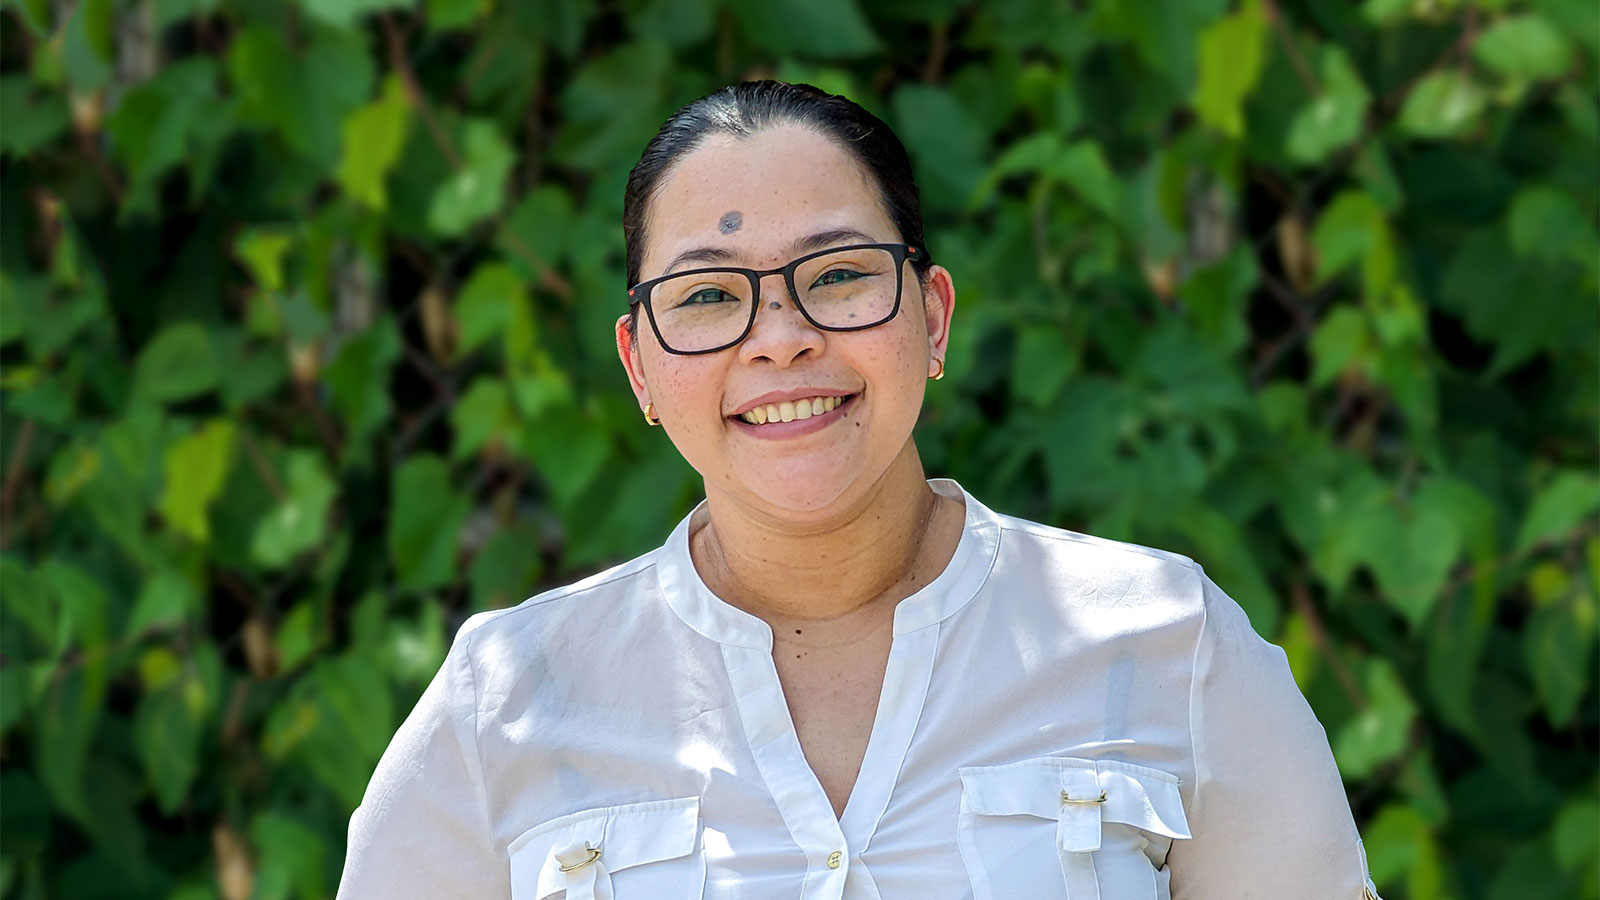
[[654, 478, 1001, 650]]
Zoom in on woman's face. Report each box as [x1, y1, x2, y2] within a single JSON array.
[[616, 124, 955, 520]]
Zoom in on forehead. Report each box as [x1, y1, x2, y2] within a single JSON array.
[[641, 125, 895, 274]]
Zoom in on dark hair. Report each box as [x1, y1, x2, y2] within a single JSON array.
[[622, 80, 931, 337]]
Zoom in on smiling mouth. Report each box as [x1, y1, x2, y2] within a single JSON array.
[[731, 393, 858, 425]]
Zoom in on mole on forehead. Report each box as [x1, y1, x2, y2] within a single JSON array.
[[717, 211, 743, 234]]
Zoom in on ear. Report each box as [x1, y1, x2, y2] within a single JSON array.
[[615, 314, 651, 410], [920, 265, 956, 375]]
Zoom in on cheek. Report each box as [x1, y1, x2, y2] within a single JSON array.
[[648, 356, 724, 423]]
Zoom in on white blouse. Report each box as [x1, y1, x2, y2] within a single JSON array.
[[337, 478, 1383, 900]]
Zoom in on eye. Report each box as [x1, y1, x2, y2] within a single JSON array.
[[812, 268, 865, 288], [679, 288, 738, 306]]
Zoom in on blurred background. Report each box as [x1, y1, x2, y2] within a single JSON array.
[[1, 0, 1596, 897]]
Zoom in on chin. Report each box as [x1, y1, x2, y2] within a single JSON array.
[[717, 454, 866, 519]]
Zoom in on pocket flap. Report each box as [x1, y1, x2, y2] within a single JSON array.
[[507, 796, 700, 899], [958, 757, 1191, 840]]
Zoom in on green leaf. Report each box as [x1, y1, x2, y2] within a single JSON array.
[[1439, 228, 1594, 376], [314, 653, 394, 761], [1523, 589, 1596, 728], [511, 0, 595, 57], [1309, 306, 1375, 387], [497, 187, 574, 281], [1367, 489, 1462, 628], [892, 84, 988, 209], [126, 569, 199, 636], [553, 39, 672, 170], [1192, 0, 1267, 138], [1311, 190, 1394, 299], [970, 132, 1064, 208], [133, 321, 219, 404], [298, 0, 413, 30], [1, 559, 55, 651], [1179, 246, 1257, 353], [1507, 186, 1598, 266], [728, 0, 880, 58], [226, 26, 375, 165], [34, 667, 101, 825], [1516, 469, 1600, 553], [1398, 70, 1487, 139], [337, 76, 412, 210], [1050, 140, 1120, 221], [159, 419, 235, 542], [518, 407, 609, 512], [250, 450, 337, 569], [1286, 46, 1371, 164], [427, 0, 487, 30], [1011, 326, 1076, 407], [274, 602, 320, 673], [0, 75, 70, 156], [0, 771, 52, 861], [387, 455, 471, 592], [622, 0, 714, 46], [153, 0, 220, 29], [454, 262, 530, 357], [451, 378, 513, 459], [1332, 658, 1417, 779], [386, 598, 447, 686], [104, 59, 221, 209], [469, 524, 543, 611], [134, 680, 205, 813], [59, 0, 114, 92], [1362, 804, 1446, 897], [250, 812, 326, 900], [1474, 14, 1574, 81], [234, 228, 296, 292], [427, 119, 515, 237], [1552, 798, 1600, 871], [323, 315, 403, 441]]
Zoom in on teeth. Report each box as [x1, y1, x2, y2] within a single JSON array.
[[739, 394, 850, 425]]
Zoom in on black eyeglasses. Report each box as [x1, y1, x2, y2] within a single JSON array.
[[626, 242, 926, 355]]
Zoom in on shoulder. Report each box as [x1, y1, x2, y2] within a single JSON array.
[[983, 504, 1208, 618], [451, 549, 662, 656], [991, 507, 1202, 572]]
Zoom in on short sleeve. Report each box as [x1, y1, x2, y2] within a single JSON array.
[[337, 615, 509, 899], [1166, 571, 1381, 900]]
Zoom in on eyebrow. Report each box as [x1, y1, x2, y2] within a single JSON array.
[[660, 228, 881, 275]]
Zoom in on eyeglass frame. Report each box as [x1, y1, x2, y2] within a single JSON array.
[[625, 242, 928, 356]]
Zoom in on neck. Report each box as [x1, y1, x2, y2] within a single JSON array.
[[691, 442, 948, 624]]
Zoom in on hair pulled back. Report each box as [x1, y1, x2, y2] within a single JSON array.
[[622, 80, 931, 333]]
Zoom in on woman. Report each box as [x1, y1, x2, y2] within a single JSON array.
[[338, 81, 1381, 900]]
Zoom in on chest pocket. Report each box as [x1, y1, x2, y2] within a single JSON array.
[[956, 757, 1191, 900], [507, 796, 704, 900]]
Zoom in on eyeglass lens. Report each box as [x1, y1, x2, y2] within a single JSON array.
[[647, 247, 900, 353]]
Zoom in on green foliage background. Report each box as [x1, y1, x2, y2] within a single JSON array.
[[1, 0, 1596, 897]]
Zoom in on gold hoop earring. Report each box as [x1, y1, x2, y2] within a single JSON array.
[[930, 357, 945, 381], [643, 402, 661, 426]]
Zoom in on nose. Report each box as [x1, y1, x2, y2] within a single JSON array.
[[736, 271, 824, 367]]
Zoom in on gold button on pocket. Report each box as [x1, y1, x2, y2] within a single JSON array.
[[957, 756, 1191, 900], [507, 796, 704, 900], [827, 851, 842, 870], [557, 845, 602, 873]]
